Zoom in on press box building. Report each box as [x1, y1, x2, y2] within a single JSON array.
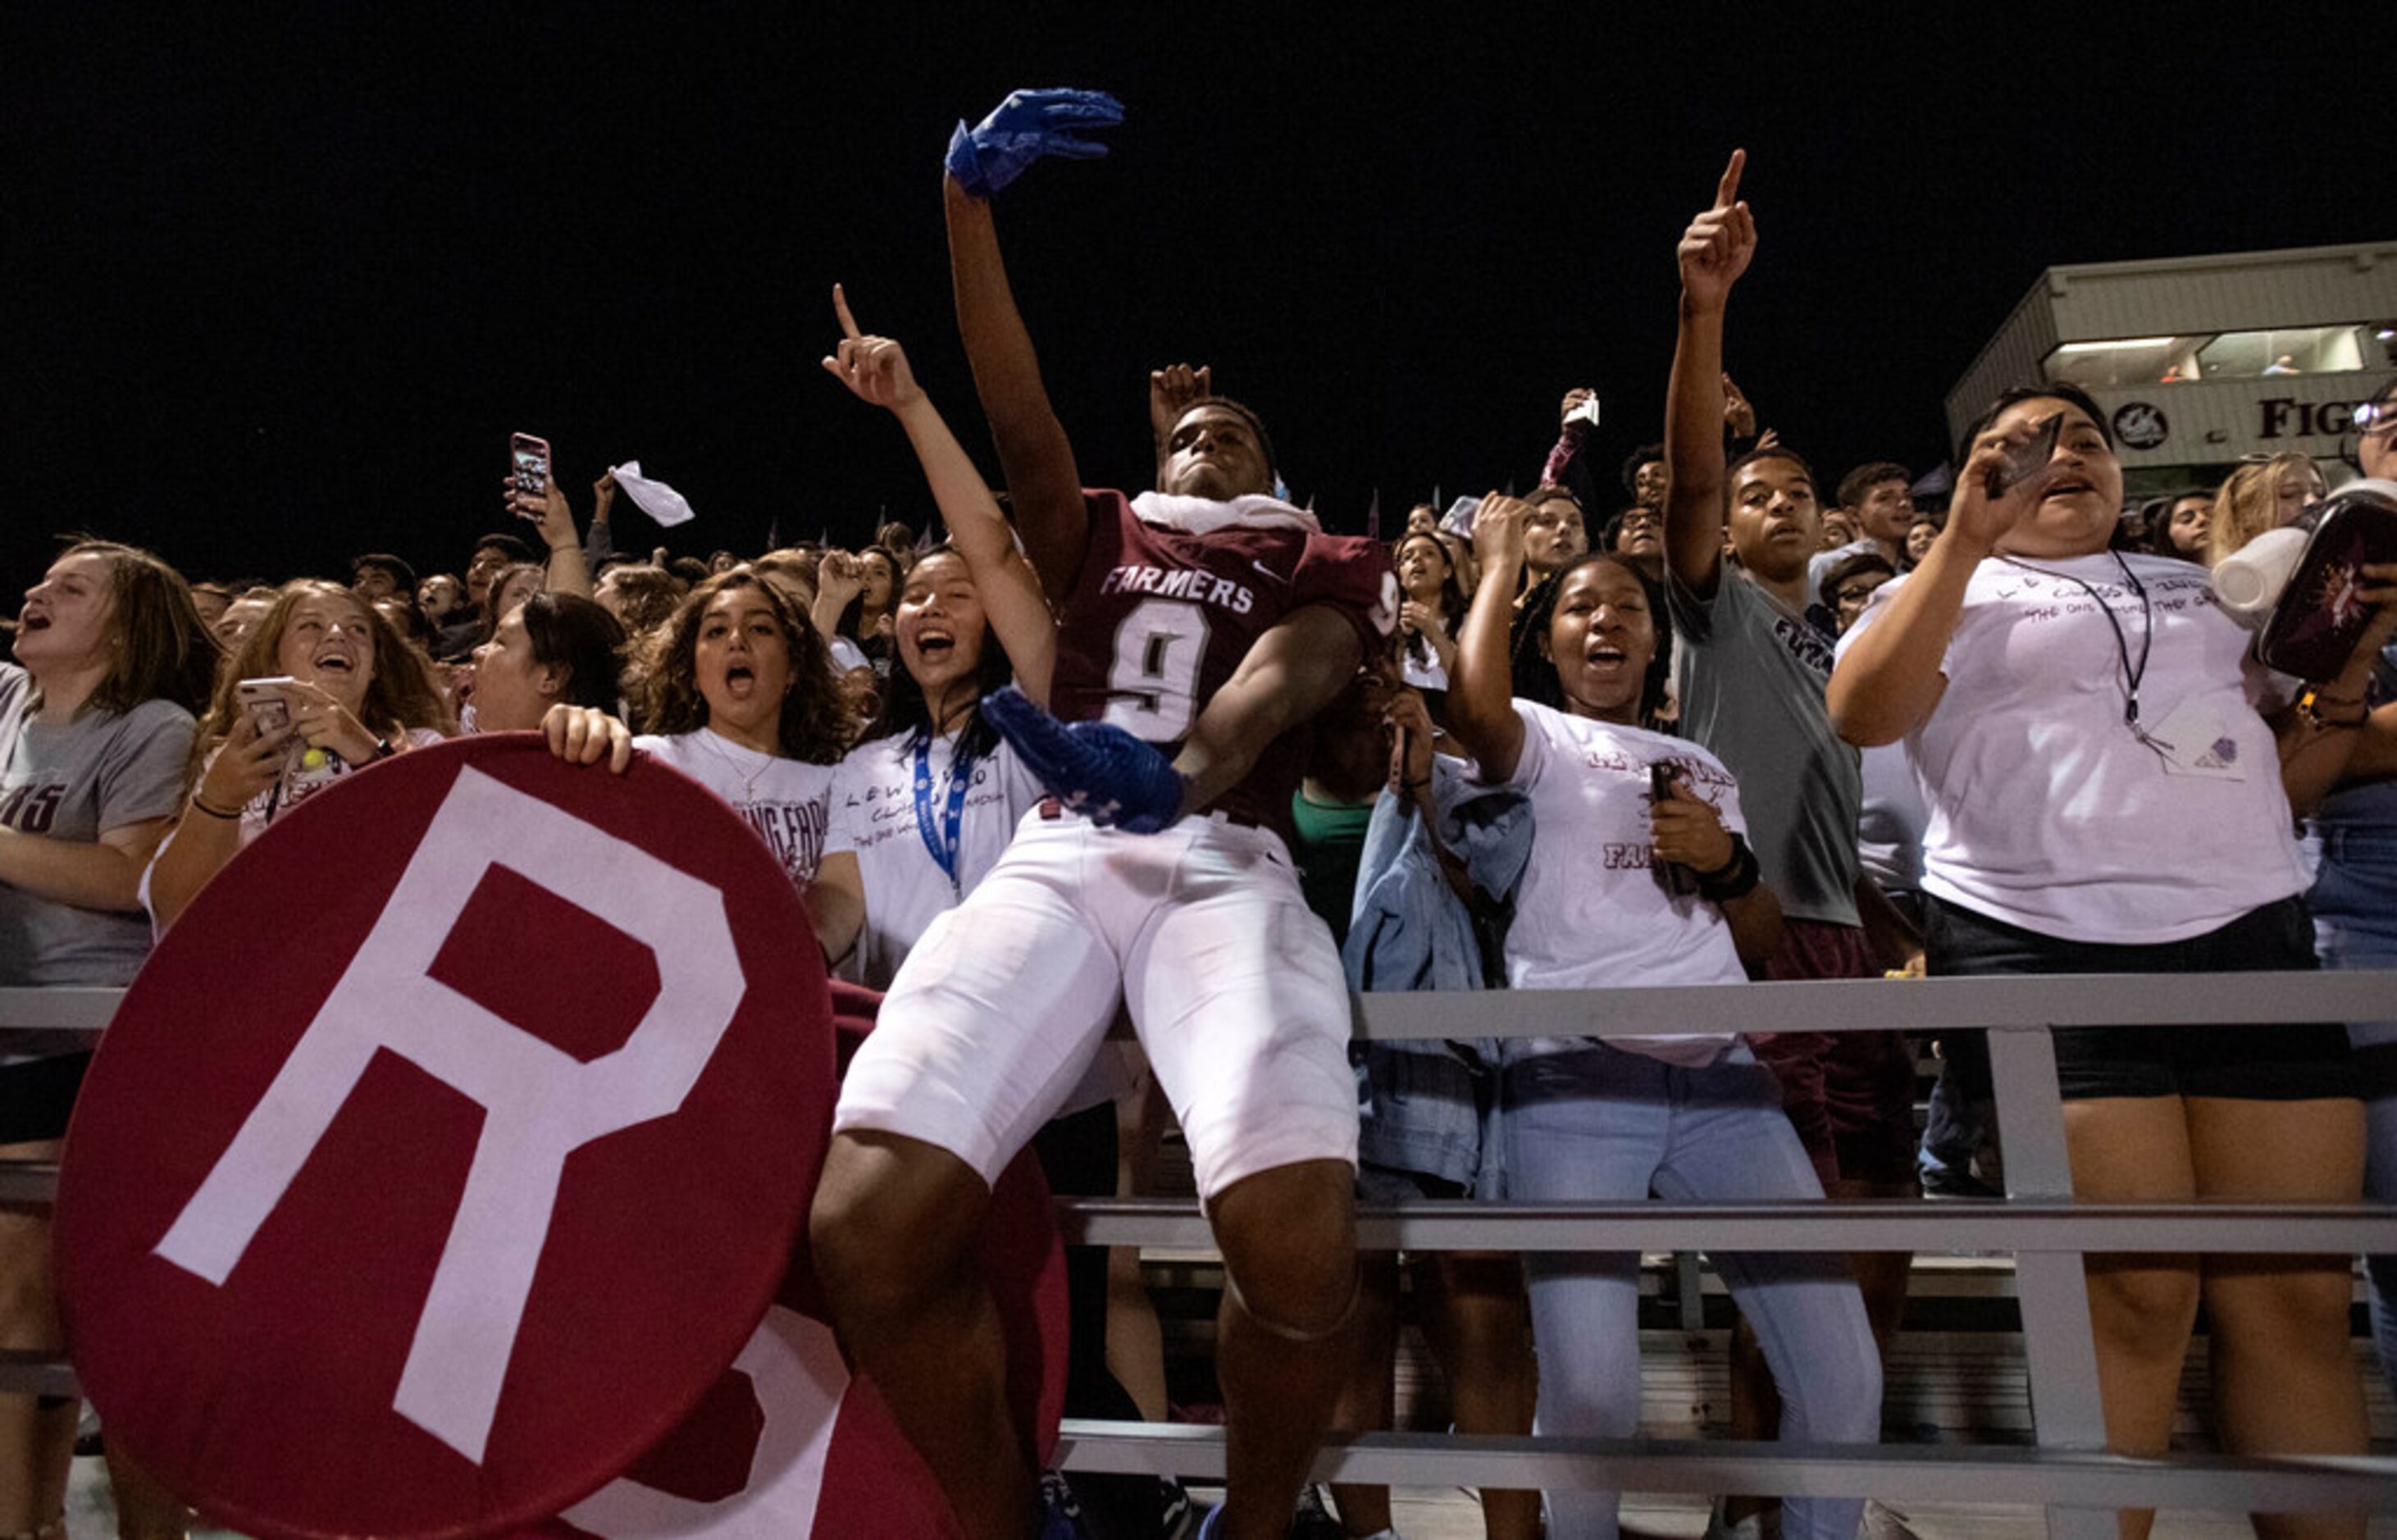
[[1946, 241, 2397, 499]]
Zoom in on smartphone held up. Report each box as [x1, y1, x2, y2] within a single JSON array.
[[509, 432, 552, 518], [1986, 412, 2062, 500], [236, 677, 294, 738]]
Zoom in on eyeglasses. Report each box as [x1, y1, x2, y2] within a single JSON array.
[[2358, 400, 2397, 434], [1834, 584, 1885, 605]]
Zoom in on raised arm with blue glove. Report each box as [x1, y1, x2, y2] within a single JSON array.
[[944, 87, 1124, 198]]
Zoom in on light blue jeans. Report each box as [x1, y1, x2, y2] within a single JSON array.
[[1501, 1041, 1881, 1540], [2307, 811, 2397, 1399]]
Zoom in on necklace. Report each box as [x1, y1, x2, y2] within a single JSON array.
[[1997, 550, 2156, 740], [697, 727, 772, 801]]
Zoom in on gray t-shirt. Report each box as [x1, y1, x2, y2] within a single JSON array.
[[0, 664, 197, 986], [1666, 568, 1861, 926]]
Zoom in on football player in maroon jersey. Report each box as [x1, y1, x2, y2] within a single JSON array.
[[809, 90, 1394, 1540]]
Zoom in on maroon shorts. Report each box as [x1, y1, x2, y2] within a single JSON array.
[[1746, 918, 1919, 1191]]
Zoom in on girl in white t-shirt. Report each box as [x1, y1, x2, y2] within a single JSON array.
[[1447, 497, 1880, 1540], [807, 290, 1060, 979], [812, 547, 1047, 985], [1830, 383, 2397, 1529], [628, 572, 852, 890]]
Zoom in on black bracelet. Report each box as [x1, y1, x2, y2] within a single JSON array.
[[190, 794, 241, 821], [1694, 833, 1761, 903], [1401, 777, 1431, 791], [2299, 690, 2368, 731]]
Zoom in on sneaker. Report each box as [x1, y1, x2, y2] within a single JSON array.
[[980, 686, 1187, 833], [1289, 1483, 1345, 1538], [1701, 1498, 1780, 1540], [1919, 1166, 2001, 1200], [1158, 1477, 1198, 1540], [1037, 1470, 1091, 1540]]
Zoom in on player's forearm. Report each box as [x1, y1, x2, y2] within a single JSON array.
[[944, 176, 1087, 598], [1662, 298, 1729, 594], [1170, 606, 1361, 813]]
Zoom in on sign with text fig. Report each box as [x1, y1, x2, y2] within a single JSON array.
[[55, 738, 834, 1540]]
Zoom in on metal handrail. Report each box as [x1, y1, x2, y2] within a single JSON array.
[[1060, 1196, 2397, 1255], [1347, 968, 2397, 1038], [1052, 1425, 2397, 1512]]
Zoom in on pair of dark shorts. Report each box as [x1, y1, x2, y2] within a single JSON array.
[[0, 1051, 91, 1146], [1748, 918, 1919, 1188], [1921, 894, 2352, 1103]]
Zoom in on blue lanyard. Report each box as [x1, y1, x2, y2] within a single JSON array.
[[912, 736, 973, 894]]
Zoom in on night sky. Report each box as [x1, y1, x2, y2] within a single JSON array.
[[8, 7, 2390, 595]]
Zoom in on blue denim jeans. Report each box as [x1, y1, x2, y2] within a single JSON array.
[[1499, 1041, 1880, 1540], [2308, 813, 2397, 1401]]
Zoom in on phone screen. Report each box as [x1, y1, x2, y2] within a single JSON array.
[[509, 434, 551, 496]]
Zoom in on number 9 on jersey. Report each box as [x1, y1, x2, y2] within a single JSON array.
[[1101, 598, 1212, 741]]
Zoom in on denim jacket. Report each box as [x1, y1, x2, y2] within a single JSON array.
[[1341, 759, 1533, 1191]]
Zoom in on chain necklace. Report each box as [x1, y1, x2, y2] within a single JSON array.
[[698, 725, 772, 801]]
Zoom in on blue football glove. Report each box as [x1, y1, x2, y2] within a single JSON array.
[[944, 88, 1124, 198], [980, 686, 1187, 835]]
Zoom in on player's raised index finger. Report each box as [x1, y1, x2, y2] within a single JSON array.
[[1714, 148, 1746, 210], [832, 283, 862, 341]]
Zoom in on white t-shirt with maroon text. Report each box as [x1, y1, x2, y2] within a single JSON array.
[[634, 729, 835, 889]]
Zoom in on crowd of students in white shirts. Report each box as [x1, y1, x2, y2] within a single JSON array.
[[2, 150, 2395, 1540]]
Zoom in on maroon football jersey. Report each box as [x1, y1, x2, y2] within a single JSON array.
[[1050, 490, 1396, 836]]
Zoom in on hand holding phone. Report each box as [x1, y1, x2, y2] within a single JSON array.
[[1650, 763, 1698, 897], [1383, 686, 1436, 795], [236, 677, 297, 739], [1985, 412, 2062, 500], [195, 681, 298, 814]]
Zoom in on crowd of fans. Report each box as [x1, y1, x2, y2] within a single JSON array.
[[2, 116, 2395, 1540]]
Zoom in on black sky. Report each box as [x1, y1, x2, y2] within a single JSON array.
[[7, 7, 2390, 592]]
